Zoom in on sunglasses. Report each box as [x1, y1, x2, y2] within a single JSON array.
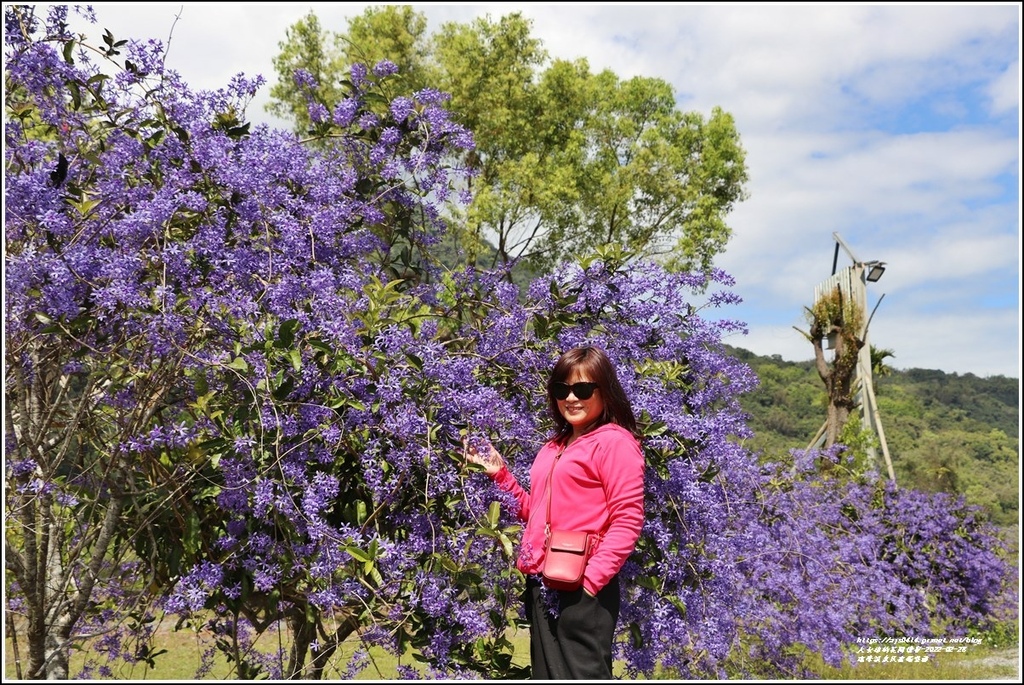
[[552, 381, 599, 400]]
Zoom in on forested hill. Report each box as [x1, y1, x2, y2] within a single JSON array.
[[727, 346, 1019, 527]]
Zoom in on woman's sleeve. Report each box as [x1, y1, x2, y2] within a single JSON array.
[[584, 433, 645, 595], [491, 465, 531, 522]]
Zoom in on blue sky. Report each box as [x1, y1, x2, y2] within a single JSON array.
[[53, 2, 1021, 378]]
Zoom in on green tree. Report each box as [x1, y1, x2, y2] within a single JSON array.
[[871, 345, 896, 379], [267, 7, 749, 281], [557, 72, 747, 276], [340, 4, 436, 85], [430, 12, 556, 273], [267, 12, 347, 134], [267, 8, 436, 135]]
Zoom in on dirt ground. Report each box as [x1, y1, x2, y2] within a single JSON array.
[[966, 647, 1020, 680]]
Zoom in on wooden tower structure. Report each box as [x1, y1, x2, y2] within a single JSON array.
[[808, 233, 896, 483]]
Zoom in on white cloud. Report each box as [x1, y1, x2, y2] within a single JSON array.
[[988, 59, 1021, 115]]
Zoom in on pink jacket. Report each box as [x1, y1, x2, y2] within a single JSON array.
[[491, 423, 645, 595]]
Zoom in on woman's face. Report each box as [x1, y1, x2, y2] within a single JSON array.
[[556, 369, 604, 434]]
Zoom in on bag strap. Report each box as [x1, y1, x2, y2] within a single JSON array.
[[544, 446, 565, 538]]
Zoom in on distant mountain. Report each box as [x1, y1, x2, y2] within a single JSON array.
[[727, 346, 1019, 527]]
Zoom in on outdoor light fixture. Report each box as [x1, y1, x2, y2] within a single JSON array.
[[864, 261, 886, 283], [832, 233, 888, 284]]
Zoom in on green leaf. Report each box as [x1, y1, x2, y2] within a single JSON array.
[[498, 532, 514, 559], [272, 375, 294, 400], [487, 500, 501, 528], [308, 338, 332, 353], [345, 545, 371, 563], [183, 511, 201, 555], [629, 622, 644, 649], [276, 319, 300, 347], [70, 196, 102, 218]]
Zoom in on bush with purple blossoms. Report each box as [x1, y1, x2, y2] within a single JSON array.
[[4, 5, 1015, 680]]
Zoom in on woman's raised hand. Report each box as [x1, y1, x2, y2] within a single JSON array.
[[462, 439, 504, 476]]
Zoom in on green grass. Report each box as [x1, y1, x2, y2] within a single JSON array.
[[6, 618, 533, 680], [808, 645, 1019, 681], [7, 621, 1017, 680]]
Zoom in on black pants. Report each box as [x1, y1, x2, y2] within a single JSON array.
[[524, 575, 620, 680]]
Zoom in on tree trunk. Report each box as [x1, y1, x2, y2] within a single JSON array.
[[285, 609, 361, 679], [287, 612, 314, 679], [811, 321, 863, 450]]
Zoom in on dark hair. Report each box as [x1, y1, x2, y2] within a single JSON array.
[[547, 346, 639, 445]]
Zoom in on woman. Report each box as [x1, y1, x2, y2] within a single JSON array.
[[465, 346, 645, 679]]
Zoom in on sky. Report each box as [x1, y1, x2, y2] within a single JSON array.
[[43, 2, 1022, 379]]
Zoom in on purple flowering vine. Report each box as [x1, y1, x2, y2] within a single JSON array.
[[4, 5, 1015, 681]]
